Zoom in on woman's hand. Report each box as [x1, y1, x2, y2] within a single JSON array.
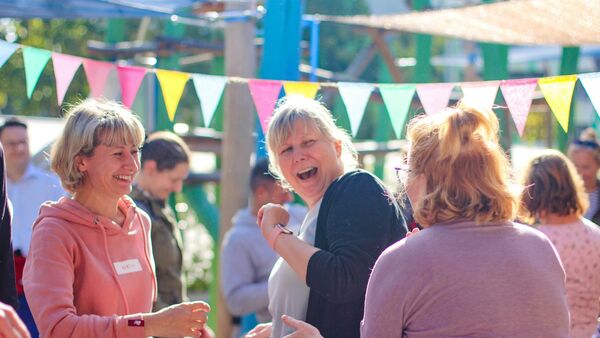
[[257, 203, 290, 239], [281, 315, 322, 338], [0, 302, 30, 338], [144, 301, 210, 338], [245, 322, 272, 338]]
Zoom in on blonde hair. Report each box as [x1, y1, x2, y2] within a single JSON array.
[[519, 149, 588, 224], [51, 99, 145, 193], [567, 127, 600, 164], [265, 95, 358, 190], [405, 101, 517, 226]]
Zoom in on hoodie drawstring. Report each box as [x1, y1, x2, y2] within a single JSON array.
[[97, 217, 131, 314], [137, 212, 157, 303]]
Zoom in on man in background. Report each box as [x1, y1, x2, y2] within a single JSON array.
[[221, 158, 307, 336], [0, 118, 65, 338]]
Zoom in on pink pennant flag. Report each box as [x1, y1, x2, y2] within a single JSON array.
[[52, 53, 83, 105], [117, 65, 147, 108], [500, 78, 537, 136], [248, 79, 282, 133], [416, 83, 454, 115], [83, 59, 115, 98], [460, 81, 499, 111]]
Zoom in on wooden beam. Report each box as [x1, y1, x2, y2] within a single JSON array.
[[367, 28, 402, 83], [217, 1, 257, 336]]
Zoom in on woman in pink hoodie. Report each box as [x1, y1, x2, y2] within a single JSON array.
[[23, 99, 211, 338]]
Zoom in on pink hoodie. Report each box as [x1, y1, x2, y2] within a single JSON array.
[[23, 196, 157, 338]]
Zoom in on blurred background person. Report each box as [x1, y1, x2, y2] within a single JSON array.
[[0, 118, 65, 338], [23, 99, 210, 338], [221, 158, 306, 336], [520, 149, 600, 338], [250, 95, 406, 338], [568, 128, 600, 225], [130, 131, 190, 311]]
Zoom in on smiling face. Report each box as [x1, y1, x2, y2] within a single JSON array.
[[143, 161, 189, 200], [77, 141, 140, 201], [275, 120, 344, 207]]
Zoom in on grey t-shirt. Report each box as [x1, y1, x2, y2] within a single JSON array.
[[268, 199, 321, 338]]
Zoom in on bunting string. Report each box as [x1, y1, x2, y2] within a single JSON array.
[[1, 39, 599, 139]]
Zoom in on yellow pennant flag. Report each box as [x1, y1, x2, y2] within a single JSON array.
[[283, 81, 320, 99], [155, 69, 190, 121], [538, 75, 577, 132]]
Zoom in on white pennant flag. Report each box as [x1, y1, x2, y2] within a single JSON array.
[[338, 82, 374, 136], [579, 73, 600, 119], [192, 74, 227, 127]]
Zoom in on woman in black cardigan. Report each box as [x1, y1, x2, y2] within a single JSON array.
[[247, 95, 407, 338]]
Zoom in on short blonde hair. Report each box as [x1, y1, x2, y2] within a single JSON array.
[[266, 95, 357, 190], [406, 101, 517, 226], [519, 149, 588, 224], [51, 99, 145, 193]]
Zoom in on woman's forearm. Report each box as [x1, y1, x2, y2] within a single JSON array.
[[274, 234, 319, 282]]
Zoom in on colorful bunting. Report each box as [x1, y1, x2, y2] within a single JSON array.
[[0, 40, 18, 68], [538, 75, 578, 132], [283, 81, 320, 99], [500, 78, 537, 136], [22, 47, 52, 99], [51, 53, 83, 105], [416, 83, 454, 115], [83, 59, 115, 99], [379, 84, 416, 139], [117, 65, 147, 108], [460, 81, 499, 111], [579, 73, 600, 119], [248, 79, 282, 133], [156, 69, 190, 121], [338, 82, 374, 137], [192, 74, 227, 127]]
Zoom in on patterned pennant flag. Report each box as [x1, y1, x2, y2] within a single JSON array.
[[155, 69, 190, 121], [117, 65, 147, 108], [538, 75, 578, 132], [460, 81, 499, 111], [248, 79, 283, 133], [192, 74, 227, 127], [338, 82, 374, 137], [0, 40, 18, 68], [283, 81, 320, 99], [579, 73, 600, 119], [83, 59, 115, 98], [52, 53, 83, 105], [379, 84, 416, 139], [23, 47, 52, 99], [415, 83, 454, 115], [500, 78, 537, 136]]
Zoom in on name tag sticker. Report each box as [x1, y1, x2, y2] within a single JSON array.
[[114, 259, 143, 275]]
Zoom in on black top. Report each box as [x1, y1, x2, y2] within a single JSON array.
[[305, 169, 407, 338], [0, 144, 17, 309]]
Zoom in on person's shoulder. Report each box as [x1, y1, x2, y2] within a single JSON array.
[[508, 221, 557, 245], [580, 218, 600, 238]]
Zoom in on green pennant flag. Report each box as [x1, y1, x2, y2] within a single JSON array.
[[379, 84, 416, 138], [23, 47, 52, 99]]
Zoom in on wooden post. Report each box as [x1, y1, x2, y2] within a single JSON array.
[[217, 2, 256, 337]]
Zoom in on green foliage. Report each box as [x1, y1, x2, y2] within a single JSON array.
[[0, 19, 105, 116]]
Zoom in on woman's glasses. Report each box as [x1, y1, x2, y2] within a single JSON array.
[[394, 164, 412, 184]]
